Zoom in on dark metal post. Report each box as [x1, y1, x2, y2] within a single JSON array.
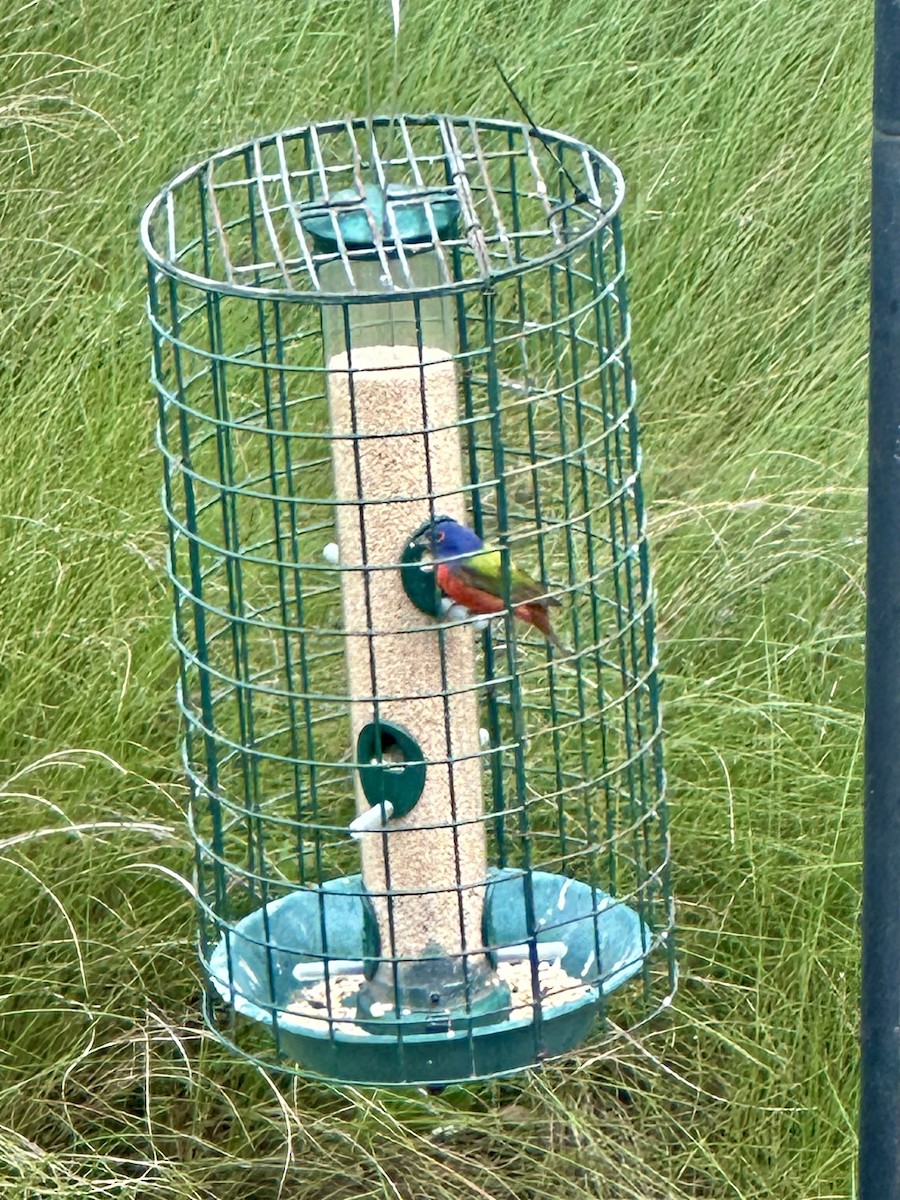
[[861, 3, 900, 1195]]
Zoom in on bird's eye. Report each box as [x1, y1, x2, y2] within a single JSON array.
[[436, 530, 445, 542]]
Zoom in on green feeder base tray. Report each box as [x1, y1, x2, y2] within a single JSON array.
[[207, 869, 650, 1086]]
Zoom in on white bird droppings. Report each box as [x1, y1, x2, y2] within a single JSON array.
[[239, 960, 259, 987]]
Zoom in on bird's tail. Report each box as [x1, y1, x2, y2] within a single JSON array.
[[520, 602, 567, 652]]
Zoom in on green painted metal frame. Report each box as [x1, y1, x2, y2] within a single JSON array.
[[141, 114, 676, 1085]]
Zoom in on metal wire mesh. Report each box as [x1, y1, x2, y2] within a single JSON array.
[[141, 114, 676, 1086]]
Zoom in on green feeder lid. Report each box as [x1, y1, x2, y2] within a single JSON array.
[[300, 183, 460, 252]]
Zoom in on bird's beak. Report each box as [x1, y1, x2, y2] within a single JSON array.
[[410, 522, 435, 549], [409, 514, 450, 550]]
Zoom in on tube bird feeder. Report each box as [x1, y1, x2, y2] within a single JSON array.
[[141, 115, 676, 1087]]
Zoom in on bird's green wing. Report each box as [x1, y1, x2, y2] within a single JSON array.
[[456, 548, 551, 606]]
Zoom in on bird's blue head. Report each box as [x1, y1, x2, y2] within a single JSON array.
[[420, 516, 484, 559]]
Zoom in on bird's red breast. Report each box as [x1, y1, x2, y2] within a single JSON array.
[[436, 562, 505, 615], [435, 555, 564, 650]]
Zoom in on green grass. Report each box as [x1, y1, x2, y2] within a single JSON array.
[[0, 0, 867, 1196]]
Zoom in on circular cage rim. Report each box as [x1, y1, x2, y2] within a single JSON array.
[[139, 113, 626, 305]]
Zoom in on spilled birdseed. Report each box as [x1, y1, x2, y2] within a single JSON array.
[[497, 959, 595, 1019], [285, 974, 368, 1036], [282, 961, 593, 1034]]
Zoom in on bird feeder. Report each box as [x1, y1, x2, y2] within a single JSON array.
[[141, 115, 676, 1087]]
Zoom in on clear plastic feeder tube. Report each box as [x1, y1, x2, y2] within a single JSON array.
[[302, 185, 504, 1021]]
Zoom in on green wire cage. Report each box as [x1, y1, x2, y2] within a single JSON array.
[[140, 114, 676, 1087]]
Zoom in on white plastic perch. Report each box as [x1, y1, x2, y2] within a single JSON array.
[[292, 958, 367, 982], [291, 942, 569, 985], [439, 595, 493, 632], [348, 801, 395, 838], [495, 941, 568, 965]]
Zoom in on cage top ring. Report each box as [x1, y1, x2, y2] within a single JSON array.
[[139, 114, 625, 303]]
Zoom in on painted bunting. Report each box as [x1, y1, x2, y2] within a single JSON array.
[[417, 516, 564, 650]]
